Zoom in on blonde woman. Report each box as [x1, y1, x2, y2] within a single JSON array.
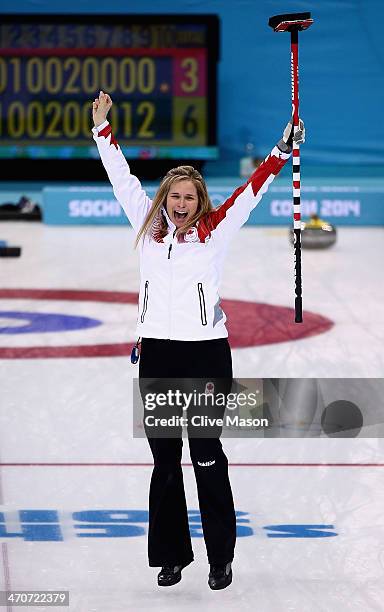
[[92, 91, 304, 590]]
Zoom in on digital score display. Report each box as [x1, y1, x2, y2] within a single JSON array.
[[0, 15, 219, 160]]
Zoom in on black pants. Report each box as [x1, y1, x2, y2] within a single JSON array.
[[139, 337, 236, 567]]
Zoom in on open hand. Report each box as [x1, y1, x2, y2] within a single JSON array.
[[92, 91, 113, 128]]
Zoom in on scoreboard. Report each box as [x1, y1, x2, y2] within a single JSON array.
[[0, 15, 219, 160]]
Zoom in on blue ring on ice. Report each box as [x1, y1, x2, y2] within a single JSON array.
[[0, 311, 102, 334]]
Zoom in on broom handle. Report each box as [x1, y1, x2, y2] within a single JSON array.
[[291, 29, 303, 323]]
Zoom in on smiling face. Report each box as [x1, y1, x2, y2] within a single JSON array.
[[165, 179, 199, 228]]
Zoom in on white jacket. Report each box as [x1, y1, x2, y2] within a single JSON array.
[[92, 120, 290, 341]]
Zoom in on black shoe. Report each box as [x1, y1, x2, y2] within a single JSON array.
[[208, 562, 232, 590], [157, 564, 184, 587]]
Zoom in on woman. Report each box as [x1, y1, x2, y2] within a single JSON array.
[[92, 90, 304, 590]]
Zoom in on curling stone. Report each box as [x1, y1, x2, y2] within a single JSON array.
[[0, 240, 21, 257], [290, 214, 337, 249]]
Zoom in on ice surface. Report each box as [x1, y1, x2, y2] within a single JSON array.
[[0, 224, 383, 610]]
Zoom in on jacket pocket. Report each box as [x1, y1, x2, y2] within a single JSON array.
[[198, 282, 207, 326], [140, 280, 149, 323]]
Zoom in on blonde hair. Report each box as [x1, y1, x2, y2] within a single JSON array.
[[134, 166, 213, 248]]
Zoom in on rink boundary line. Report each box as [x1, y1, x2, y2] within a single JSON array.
[[1, 463, 384, 467]]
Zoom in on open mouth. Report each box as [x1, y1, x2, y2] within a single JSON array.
[[174, 211, 189, 221]]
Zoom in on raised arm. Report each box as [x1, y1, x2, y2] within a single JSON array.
[[91, 91, 152, 232], [198, 118, 305, 243]]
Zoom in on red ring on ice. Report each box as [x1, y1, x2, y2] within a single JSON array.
[[0, 289, 333, 359]]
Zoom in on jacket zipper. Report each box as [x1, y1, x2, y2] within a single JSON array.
[[198, 282, 207, 326], [167, 230, 176, 338], [140, 280, 149, 323]]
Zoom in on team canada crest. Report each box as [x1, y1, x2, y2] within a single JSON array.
[[184, 227, 198, 242]]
